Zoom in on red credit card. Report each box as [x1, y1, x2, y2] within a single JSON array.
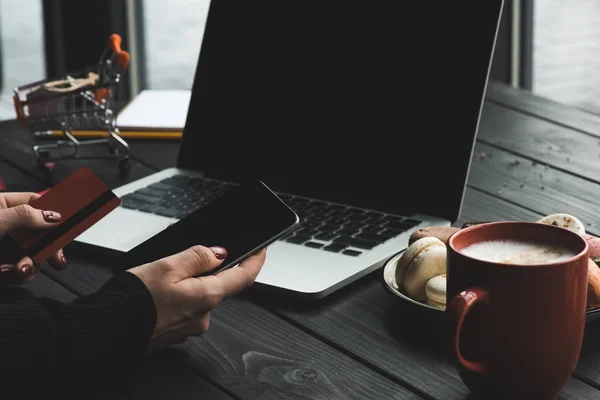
[[6, 167, 121, 264]]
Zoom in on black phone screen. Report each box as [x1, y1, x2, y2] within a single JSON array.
[[119, 179, 299, 274]]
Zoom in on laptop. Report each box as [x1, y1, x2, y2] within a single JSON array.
[[75, 0, 504, 299]]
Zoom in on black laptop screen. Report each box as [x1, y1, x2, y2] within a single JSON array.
[[177, 0, 504, 221]]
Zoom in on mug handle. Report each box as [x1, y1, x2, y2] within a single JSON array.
[[443, 287, 490, 375]]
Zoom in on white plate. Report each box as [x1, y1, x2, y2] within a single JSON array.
[[382, 251, 600, 322], [382, 251, 444, 314]]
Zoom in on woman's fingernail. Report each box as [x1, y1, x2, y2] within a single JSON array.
[[60, 252, 67, 268], [20, 264, 33, 276], [0, 267, 11, 274], [42, 211, 61, 222], [209, 246, 228, 260]]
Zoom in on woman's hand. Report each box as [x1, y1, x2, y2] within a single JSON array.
[[0, 192, 68, 284], [128, 245, 266, 352]]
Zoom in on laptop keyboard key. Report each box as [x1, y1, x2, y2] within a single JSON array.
[[355, 232, 388, 244], [121, 199, 143, 209], [287, 235, 311, 244], [386, 215, 405, 224], [315, 232, 338, 241], [155, 208, 185, 219], [323, 243, 347, 253], [343, 249, 362, 257], [328, 212, 347, 219], [347, 214, 366, 222], [380, 228, 403, 238], [368, 217, 387, 226], [333, 236, 379, 250], [325, 217, 345, 226], [148, 182, 174, 191], [137, 187, 168, 197], [304, 241, 323, 249], [345, 222, 366, 230], [319, 224, 339, 233], [308, 214, 329, 222], [296, 228, 318, 237], [362, 226, 383, 234], [337, 227, 360, 236], [123, 192, 160, 204], [137, 204, 167, 214], [301, 220, 322, 229], [385, 221, 416, 231]]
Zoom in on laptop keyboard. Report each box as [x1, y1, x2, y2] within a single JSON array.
[[276, 194, 421, 256], [120, 175, 235, 219], [119, 175, 422, 257]]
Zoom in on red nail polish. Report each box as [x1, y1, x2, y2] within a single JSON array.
[[20, 265, 33, 276], [209, 246, 228, 260], [42, 211, 61, 222]]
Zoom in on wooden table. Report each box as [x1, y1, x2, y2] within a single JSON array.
[[2, 80, 600, 399]]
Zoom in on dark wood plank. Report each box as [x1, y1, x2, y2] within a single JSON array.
[[6, 108, 600, 398], [0, 158, 46, 193], [575, 321, 600, 393], [107, 350, 234, 400], [478, 102, 600, 183], [43, 257, 422, 400], [255, 187, 600, 399], [0, 121, 156, 188], [42, 117, 600, 398], [486, 81, 600, 139], [558, 379, 600, 400], [467, 142, 600, 236], [257, 273, 469, 399]]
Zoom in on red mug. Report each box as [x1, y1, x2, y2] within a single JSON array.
[[442, 221, 589, 399]]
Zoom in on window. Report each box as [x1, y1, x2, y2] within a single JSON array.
[[142, 0, 211, 89], [532, 0, 600, 114], [0, 0, 45, 120]]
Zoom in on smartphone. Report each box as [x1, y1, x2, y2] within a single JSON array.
[[118, 179, 299, 275]]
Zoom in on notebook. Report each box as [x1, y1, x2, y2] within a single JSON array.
[[116, 90, 191, 131]]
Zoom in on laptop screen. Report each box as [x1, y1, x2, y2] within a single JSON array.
[[177, 0, 504, 221]]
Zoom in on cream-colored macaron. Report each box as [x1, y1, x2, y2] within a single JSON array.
[[395, 237, 447, 302], [425, 274, 447, 309], [537, 213, 585, 235], [426, 298, 445, 310]]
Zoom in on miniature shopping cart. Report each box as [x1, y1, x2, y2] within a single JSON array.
[[13, 34, 131, 175]]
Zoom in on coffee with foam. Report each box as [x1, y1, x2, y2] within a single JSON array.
[[461, 239, 576, 265]]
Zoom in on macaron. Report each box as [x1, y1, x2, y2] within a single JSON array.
[[588, 259, 600, 310], [408, 226, 461, 245], [396, 237, 447, 302], [584, 234, 600, 258], [537, 213, 585, 235], [425, 274, 447, 310]]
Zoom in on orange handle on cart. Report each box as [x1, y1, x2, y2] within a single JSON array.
[[107, 34, 130, 71], [13, 95, 26, 127]]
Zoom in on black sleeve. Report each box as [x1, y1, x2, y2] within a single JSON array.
[[0, 271, 157, 394]]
